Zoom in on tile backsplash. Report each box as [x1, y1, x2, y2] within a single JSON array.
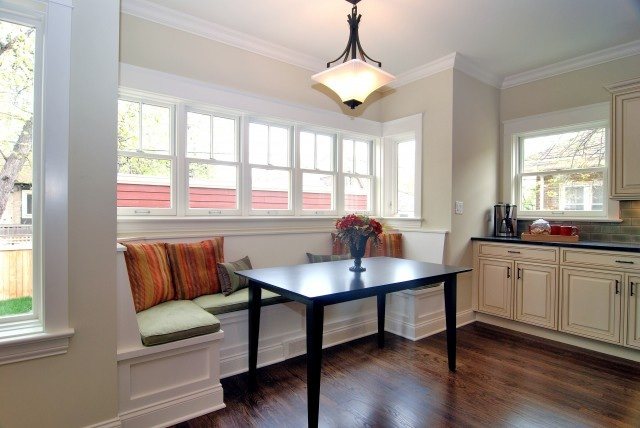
[[517, 200, 640, 243]]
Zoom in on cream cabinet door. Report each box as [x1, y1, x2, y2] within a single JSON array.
[[477, 258, 513, 319], [611, 86, 640, 198], [626, 275, 640, 349], [515, 262, 557, 330], [560, 268, 622, 343]]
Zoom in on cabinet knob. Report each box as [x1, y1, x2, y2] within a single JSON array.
[[517, 268, 521, 280], [507, 267, 511, 278], [631, 281, 635, 297], [615, 280, 620, 295]]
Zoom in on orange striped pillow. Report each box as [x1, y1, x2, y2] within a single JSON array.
[[166, 238, 225, 300], [370, 233, 403, 258], [123, 242, 175, 312]]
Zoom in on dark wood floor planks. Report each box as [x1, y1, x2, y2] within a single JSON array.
[[175, 323, 640, 427]]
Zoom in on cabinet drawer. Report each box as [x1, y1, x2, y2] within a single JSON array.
[[561, 249, 640, 271], [477, 243, 558, 263]]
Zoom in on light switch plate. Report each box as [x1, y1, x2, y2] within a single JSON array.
[[455, 201, 463, 215]]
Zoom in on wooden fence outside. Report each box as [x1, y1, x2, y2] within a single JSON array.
[[0, 248, 33, 301]]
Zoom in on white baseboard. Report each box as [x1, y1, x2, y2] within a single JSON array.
[[221, 310, 378, 378], [386, 309, 476, 341], [84, 417, 122, 428], [119, 386, 225, 428], [476, 312, 640, 362]]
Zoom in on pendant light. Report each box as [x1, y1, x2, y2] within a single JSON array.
[[312, 0, 395, 109]]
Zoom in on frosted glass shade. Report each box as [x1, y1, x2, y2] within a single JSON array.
[[312, 59, 395, 109]]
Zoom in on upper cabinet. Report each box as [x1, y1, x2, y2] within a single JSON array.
[[607, 78, 640, 199]]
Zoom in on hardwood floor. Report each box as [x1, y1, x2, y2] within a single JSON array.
[[175, 323, 640, 427]]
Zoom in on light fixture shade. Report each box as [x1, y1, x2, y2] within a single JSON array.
[[312, 59, 395, 109]]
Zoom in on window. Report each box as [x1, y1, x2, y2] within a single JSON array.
[[382, 113, 422, 220], [0, 16, 37, 322], [342, 138, 373, 213], [503, 103, 616, 220], [0, 0, 73, 363], [299, 130, 336, 214], [517, 125, 608, 218], [248, 121, 293, 214], [117, 98, 175, 215], [115, 89, 423, 223], [186, 110, 240, 215]]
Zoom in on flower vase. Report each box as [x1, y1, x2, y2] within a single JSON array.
[[349, 235, 369, 272]]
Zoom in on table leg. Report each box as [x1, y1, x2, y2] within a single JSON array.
[[443, 274, 457, 372], [306, 302, 324, 428], [377, 293, 386, 348], [248, 282, 261, 387]]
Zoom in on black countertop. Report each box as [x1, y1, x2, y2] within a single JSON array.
[[471, 236, 640, 253]]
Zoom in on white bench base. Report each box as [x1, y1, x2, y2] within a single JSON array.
[[117, 332, 225, 428]]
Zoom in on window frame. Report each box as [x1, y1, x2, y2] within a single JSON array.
[[340, 135, 375, 215], [183, 106, 242, 216], [0, 0, 74, 363], [382, 114, 423, 221], [245, 118, 295, 216], [116, 94, 177, 216], [504, 103, 618, 221], [296, 128, 338, 216]]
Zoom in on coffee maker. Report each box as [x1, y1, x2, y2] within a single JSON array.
[[494, 203, 517, 237]]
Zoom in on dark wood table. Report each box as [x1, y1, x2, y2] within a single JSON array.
[[237, 257, 471, 428]]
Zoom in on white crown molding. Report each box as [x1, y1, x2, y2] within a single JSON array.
[[386, 53, 456, 90], [120, 0, 325, 71], [453, 54, 502, 88], [502, 39, 640, 89]]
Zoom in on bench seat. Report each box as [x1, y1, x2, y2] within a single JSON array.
[[193, 288, 291, 315], [136, 300, 221, 346]]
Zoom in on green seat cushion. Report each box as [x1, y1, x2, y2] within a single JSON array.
[[193, 288, 290, 315], [136, 300, 221, 346]]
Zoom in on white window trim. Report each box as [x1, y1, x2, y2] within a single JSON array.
[[502, 102, 620, 221], [0, 0, 74, 365], [296, 128, 338, 216], [184, 106, 242, 216], [117, 94, 178, 216], [382, 114, 423, 221], [340, 134, 376, 216], [246, 118, 295, 216]]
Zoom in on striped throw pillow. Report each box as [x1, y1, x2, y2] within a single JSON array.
[[122, 242, 175, 312], [306, 253, 352, 263], [370, 233, 403, 258], [218, 256, 253, 296], [166, 238, 225, 300]]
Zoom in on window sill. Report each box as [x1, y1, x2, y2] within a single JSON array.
[[0, 328, 74, 366]]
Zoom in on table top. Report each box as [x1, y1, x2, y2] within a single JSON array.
[[236, 257, 471, 305]]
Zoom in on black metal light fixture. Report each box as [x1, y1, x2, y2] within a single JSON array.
[[312, 0, 395, 109]]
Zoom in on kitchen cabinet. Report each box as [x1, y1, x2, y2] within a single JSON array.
[[625, 275, 640, 349], [474, 242, 558, 329], [607, 77, 640, 199], [560, 267, 622, 343]]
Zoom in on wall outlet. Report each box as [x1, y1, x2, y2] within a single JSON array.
[[455, 201, 464, 215]]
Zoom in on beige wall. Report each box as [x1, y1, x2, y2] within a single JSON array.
[[119, 14, 383, 121], [449, 70, 500, 310], [379, 70, 455, 232], [501, 54, 640, 121], [0, 1, 120, 427]]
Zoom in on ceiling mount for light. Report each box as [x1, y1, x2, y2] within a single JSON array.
[[312, 0, 395, 109]]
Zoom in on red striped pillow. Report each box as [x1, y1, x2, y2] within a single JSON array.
[[166, 238, 225, 300], [123, 242, 175, 312]]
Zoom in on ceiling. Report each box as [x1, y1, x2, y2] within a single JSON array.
[[127, 0, 640, 86]]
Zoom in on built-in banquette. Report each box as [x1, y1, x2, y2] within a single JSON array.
[[115, 230, 453, 427], [472, 237, 640, 361]]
